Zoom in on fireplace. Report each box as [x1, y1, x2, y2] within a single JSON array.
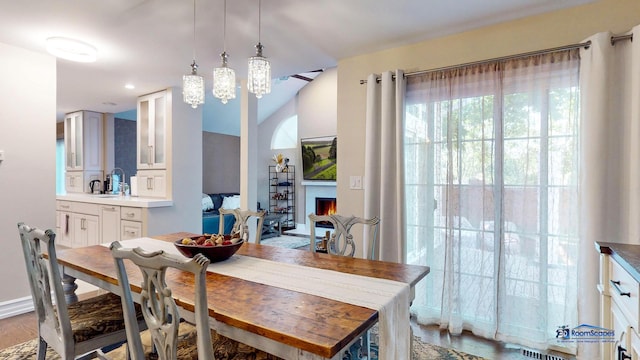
[[315, 197, 336, 228]]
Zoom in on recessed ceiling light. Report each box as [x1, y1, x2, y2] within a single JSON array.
[[46, 37, 97, 63], [125, 84, 135, 89]]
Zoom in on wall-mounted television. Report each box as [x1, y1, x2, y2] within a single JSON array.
[[301, 136, 337, 181]]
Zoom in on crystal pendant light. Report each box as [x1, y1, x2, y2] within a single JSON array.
[[247, 0, 271, 99], [182, 0, 205, 109], [212, 0, 236, 104]]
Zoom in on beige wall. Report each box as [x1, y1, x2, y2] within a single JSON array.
[[336, 0, 640, 233], [257, 68, 337, 225], [0, 42, 56, 304]]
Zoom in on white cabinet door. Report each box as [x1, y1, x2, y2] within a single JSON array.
[[64, 112, 83, 170], [100, 205, 121, 244], [136, 170, 167, 198], [82, 111, 103, 171], [137, 90, 167, 170], [64, 110, 103, 193], [56, 210, 73, 247], [64, 111, 102, 171], [71, 214, 99, 247], [612, 302, 631, 360]]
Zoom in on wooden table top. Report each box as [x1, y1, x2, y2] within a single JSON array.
[[56, 232, 430, 358]]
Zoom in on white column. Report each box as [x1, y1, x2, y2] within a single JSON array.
[[240, 80, 259, 241]]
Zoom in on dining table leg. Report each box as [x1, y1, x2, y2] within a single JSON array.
[[61, 273, 78, 304]]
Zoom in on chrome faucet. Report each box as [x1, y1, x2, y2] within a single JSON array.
[[110, 167, 126, 196]]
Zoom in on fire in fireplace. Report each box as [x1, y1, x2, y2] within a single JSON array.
[[315, 197, 337, 228]]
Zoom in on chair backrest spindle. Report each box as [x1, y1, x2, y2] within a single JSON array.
[[308, 214, 380, 259], [110, 241, 214, 360], [219, 208, 266, 244]]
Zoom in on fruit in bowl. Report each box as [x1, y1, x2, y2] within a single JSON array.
[[174, 234, 244, 263]]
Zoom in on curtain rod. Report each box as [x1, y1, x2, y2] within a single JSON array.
[[611, 33, 633, 45], [358, 35, 629, 85]]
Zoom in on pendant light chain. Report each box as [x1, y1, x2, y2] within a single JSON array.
[[192, 0, 196, 61], [182, 0, 205, 108], [212, 0, 236, 104], [223, 0, 227, 52], [247, 0, 271, 98]]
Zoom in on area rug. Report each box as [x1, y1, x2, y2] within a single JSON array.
[[259, 235, 313, 250], [0, 335, 486, 360], [367, 325, 487, 360]]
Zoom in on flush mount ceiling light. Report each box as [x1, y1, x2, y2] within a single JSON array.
[[182, 0, 205, 109], [212, 0, 236, 104], [46, 37, 97, 63], [247, 0, 271, 99]]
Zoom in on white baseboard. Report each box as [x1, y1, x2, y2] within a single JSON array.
[[0, 296, 34, 320], [0, 280, 98, 320]]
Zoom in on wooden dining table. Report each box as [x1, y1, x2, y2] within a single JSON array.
[[55, 232, 430, 359]]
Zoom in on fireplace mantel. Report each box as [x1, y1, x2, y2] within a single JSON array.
[[301, 181, 336, 187]]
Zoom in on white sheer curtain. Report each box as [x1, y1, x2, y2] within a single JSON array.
[[579, 25, 640, 359], [364, 70, 406, 263], [405, 51, 580, 353]]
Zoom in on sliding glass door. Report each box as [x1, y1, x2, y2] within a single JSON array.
[[405, 51, 580, 351]]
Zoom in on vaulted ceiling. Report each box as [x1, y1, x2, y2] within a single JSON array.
[[0, 0, 594, 123]]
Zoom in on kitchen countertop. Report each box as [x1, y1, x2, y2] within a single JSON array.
[[57, 193, 173, 208], [596, 241, 640, 284]]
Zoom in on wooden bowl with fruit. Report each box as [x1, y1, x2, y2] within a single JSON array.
[[174, 234, 244, 263]]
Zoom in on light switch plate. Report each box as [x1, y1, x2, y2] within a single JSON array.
[[350, 175, 362, 190]]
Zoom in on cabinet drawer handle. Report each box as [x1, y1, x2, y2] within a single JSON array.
[[125, 212, 135, 218], [610, 280, 631, 297], [619, 345, 632, 359]]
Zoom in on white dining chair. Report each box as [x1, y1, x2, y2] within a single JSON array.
[[17, 222, 139, 360], [308, 214, 380, 260], [103, 241, 282, 360], [307, 214, 381, 359], [219, 208, 266, 244]]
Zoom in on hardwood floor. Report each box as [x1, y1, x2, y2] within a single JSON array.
[[411, 319, 576, 360], [0, 309, 574, 359], [0, 311, 38, 350]]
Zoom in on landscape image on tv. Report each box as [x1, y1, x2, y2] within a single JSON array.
[[301, 136, 337, 181]]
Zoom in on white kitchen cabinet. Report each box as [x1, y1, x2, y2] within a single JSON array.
[[136, 169, 167, 198], [120, 206, 143, 240], [597, 242, 640, 360], [631, 328, 640, 359], [56, 201, 100, 247], [64, 111, 103, 171], [64, 110, 103, 193], [121, 220, 143, 240], [55, 202, 73, 247], [611, 302, 631, 359], [100, 205, 121, 244], [71, 213, 99, 247], [137, 90, 167, 170]]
